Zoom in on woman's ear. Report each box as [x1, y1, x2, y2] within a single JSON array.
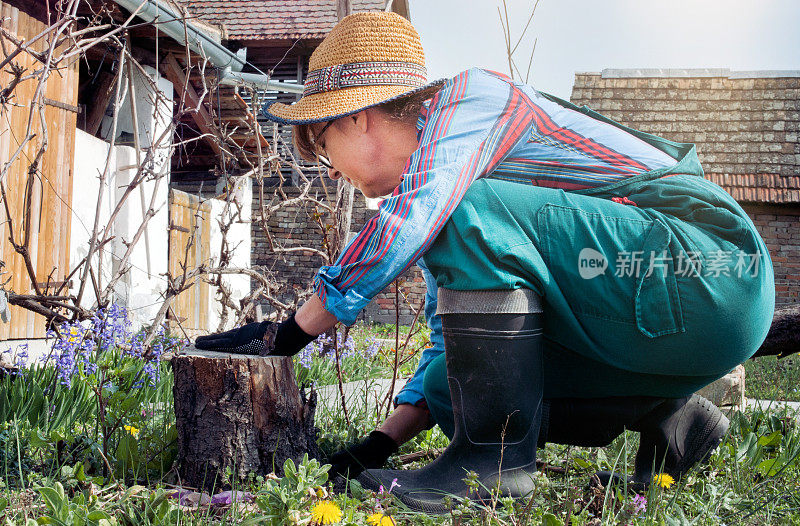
[[353, 109, 370, 134]]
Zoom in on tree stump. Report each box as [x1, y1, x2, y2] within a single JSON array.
[[172, 348, 320, 491]]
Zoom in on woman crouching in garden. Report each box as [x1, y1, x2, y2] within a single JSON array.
[[196, 12, 774, 513]]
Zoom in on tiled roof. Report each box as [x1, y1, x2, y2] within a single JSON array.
[[179, 0, 388, 41], [705, 174, 800, 204], [570, 69, 800, 204]]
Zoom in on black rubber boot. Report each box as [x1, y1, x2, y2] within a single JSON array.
[[358, 309, 544, 513], [630, 394, 729, 484], [539, 397, 661, 449], [540, 394, 729, 488]]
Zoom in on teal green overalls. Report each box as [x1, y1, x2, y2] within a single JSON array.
[[420, 97, 775, 436]]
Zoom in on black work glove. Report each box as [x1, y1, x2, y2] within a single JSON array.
[[194, 314, 315, 357], [327, 430, 399, 480]]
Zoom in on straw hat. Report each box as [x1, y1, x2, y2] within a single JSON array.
[[262, 11, 441, 125]]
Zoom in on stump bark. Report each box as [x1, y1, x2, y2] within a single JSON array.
[[172, 348, 320, 491]]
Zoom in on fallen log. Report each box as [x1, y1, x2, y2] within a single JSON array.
[[752, 306, 800, 359], [172, 348, 320, 492]]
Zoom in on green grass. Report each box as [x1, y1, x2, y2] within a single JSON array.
[[3, 403, 799, 524], [2, 320, 800, 525], [745, 355, 800, 402]]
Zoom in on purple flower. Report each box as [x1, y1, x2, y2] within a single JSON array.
[[296, 344, 315, 369], [364, 338, 381, 358], [631, 494, 647, 514], [56, 347, 76, 387], [168, 489, 211, 506], [142, 362, 159, 387], [151, 342, 164, 360], [379, 478, 400, 494], [340, 333, 356, 359], [40, 304, 177, 391], [50, 320, 92, 386], [13, 343, 29, 369], [129, 333, 146, 357]]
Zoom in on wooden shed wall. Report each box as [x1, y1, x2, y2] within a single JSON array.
[[0, 2, 78, 339]]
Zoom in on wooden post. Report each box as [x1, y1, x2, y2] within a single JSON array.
[[337, 0, 351, 20], [162, 54, 224, 157], [172, 348, 320, 492], [86, 71, 117, 136], [752, 306, 800, 359]]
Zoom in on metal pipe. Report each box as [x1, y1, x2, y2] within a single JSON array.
[[113, 0, 305, 93], [114, 0, 246, 72], [218, 69, 304, 93]]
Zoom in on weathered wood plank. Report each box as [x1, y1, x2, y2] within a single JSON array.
[[85, 71, 116, 136], [198, 200, 210, 330], [0, 4, 78, 337], [167, 189, 213, 335]]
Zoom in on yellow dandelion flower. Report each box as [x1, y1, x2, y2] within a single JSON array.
[[653, 472, 675, 489], [310, 500, 341, 525], [367, 513, 396, 526], [124, 425, 140, 438]]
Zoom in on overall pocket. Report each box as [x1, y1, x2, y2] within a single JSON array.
[[538, 204, 684, 337], [635, 218, 684, 337]]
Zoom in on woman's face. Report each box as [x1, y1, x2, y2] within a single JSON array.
[[312, 111, 410, 198]]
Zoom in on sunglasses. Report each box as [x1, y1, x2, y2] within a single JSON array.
[[314, 120, 336, 170]]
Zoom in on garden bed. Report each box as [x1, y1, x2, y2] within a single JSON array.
[[1, 311, 799, 524]]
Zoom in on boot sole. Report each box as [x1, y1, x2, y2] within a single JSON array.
[[397, 470, 539, 515], [360, 463, 539, 515], [673, 394, 730, 476]]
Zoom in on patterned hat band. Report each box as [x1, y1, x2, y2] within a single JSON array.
[[303, 61, 427, 97]]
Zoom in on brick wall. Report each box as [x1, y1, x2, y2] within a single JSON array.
[[747, 205, 800, 306], [251, 187, 326, 307], [365, 268, 427, 325]]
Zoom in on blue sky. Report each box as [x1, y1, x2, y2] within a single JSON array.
[[409, 0, 800, 98]]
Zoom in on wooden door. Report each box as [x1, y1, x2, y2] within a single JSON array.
[[167, 189, 211, 335]]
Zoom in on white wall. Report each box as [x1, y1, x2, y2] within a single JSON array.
[[100, 64, 173, 154], [70, 131, 117, 308], [206, 176, 252, 332], [72, 62, 253, 333], [109, 146, 169, 328], [70, 132, 169, 328], [71, 63, 174, 329]]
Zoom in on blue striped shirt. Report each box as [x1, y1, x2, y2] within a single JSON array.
[[312, 68, 678, 405]]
